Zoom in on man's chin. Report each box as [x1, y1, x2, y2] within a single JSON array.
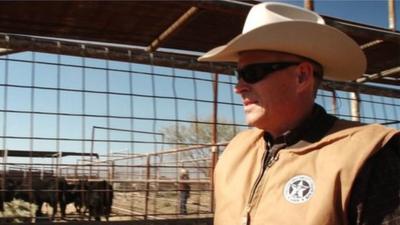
[[245, 117, 259, 127], [245, 114, 269, 129]]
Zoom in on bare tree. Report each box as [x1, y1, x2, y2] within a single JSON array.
[[160, 117, 241, 177]]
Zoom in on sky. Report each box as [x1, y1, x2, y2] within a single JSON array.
[[0, 1, 399, 172], [276, 0, 400, 30]]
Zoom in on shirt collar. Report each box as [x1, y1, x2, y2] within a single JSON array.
[[264, 104, 337, 148]]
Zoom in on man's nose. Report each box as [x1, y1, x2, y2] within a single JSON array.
[[234, 79, 250, 94]]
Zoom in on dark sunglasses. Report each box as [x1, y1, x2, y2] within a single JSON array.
[[235, 62, 300, 84]]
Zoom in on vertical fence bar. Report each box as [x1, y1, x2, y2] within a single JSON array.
[[304, 0, 314, 10], [350, 92, 360, 121], [56, 43, 61, 178], [391, 97, 399, 129], [190, 63, 202, 215], [128, 50, 136, 219], [229, 74, 238, 134], [55, 46, 63, 220], [331, 90, 337, 115], [29, 51, 36, 220], [90, 127, 95, 177], [150, 53, 157, 216], [1, 37, 10, 208], [389, 0, 396, 31], [105, 48, 111, 180], [170, 53, 181, 215], [81, 45, 87, 179], [210, 72, 219, 213], [144, 154, 151, 220]]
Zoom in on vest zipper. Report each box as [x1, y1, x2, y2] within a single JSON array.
[[242, 146, 280, 225]]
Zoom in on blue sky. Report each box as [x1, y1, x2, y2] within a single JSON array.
[[277, 0, 400, 29]]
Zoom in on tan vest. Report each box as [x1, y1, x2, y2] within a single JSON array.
[[214, 123, 398, 225]]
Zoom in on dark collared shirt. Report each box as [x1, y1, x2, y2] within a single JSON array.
[[264, 104, 400, 225]]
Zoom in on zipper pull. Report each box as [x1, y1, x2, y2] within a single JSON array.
[[265, 142, 285, 168], [266, 153, 279, 168]]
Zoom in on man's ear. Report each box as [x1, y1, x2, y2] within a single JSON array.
[[298, 71, 307, 83], [296, 62, 314, 92]]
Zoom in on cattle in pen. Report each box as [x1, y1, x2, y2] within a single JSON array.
[[0, 178, 16, 212], [13, 176, 70, 221], [86, 180, 113, 221], [68, 179, 113, 221]]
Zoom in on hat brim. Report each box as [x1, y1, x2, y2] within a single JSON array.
[[198, 21, 366, 81]]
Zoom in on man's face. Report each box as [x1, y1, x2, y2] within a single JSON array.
[[235, 50, 303, 134]]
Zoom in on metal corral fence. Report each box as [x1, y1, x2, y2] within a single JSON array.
[[58, 144, 225, 220], [0, 34, 398, 223], [0, 144, 224, 223]]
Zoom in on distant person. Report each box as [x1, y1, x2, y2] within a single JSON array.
[[198, 2, 400, 225], [179, 169, 190, 215]]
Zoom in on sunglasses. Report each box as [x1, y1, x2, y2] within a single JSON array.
[[235, 62, 300, 84]]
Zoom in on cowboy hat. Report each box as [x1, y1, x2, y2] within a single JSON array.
[[198, 2, 366, 81], [180, 169, 188, 175]]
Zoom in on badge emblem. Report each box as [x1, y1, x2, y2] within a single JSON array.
[[283, 175, 315, 204]]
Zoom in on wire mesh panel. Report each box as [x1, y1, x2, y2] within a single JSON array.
[[316, 89, 400, 128], [106, 144, 222, 220], [0, 46, 240, 222], [0, 36, 398, 222]]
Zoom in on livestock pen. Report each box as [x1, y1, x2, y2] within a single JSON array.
[[0, 1, 399, 224]]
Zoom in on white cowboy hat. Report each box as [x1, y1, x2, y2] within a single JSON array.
[[180, 169, 188, 175], [198, 2, 366, 81]]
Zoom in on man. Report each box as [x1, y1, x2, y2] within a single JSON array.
[[179, 169, 190, 215], [198, 2, 399, 225]]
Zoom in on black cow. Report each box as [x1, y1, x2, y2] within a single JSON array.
[[87, 180, 113, 221], [69, 179, 87, 215], [68, 179, 113, 221], [14, 176, 70, 221], [0, 178, 16, 211]]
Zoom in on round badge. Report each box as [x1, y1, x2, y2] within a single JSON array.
[[283, 175, 315, 204]]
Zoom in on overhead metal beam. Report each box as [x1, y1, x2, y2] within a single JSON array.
[[321, 80, 400, 98], [357, 66, 400, 83], [0, 47, 19, 56], [146, 6, 199, 52], [0, 150, 99, 158], [0, 33, 235, 74]]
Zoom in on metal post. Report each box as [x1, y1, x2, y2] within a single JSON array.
[[110, 161, 115, 181], [74, 162, 78, 178], [144, 154, 151, 220], [332, 90, 337, 115], [304, 0, 314, 10], [210, 72, 219, 213], [350, 92, 360, 122], [90, 127, 96, 177], [1, 149, 7, 208], [388, 0, 396, 31]]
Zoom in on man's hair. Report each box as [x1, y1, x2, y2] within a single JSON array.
[[298, 56, 323, 98], [309, 60, 323, 98]]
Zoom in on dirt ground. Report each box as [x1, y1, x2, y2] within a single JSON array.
[[1, 190, 213, 222]]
